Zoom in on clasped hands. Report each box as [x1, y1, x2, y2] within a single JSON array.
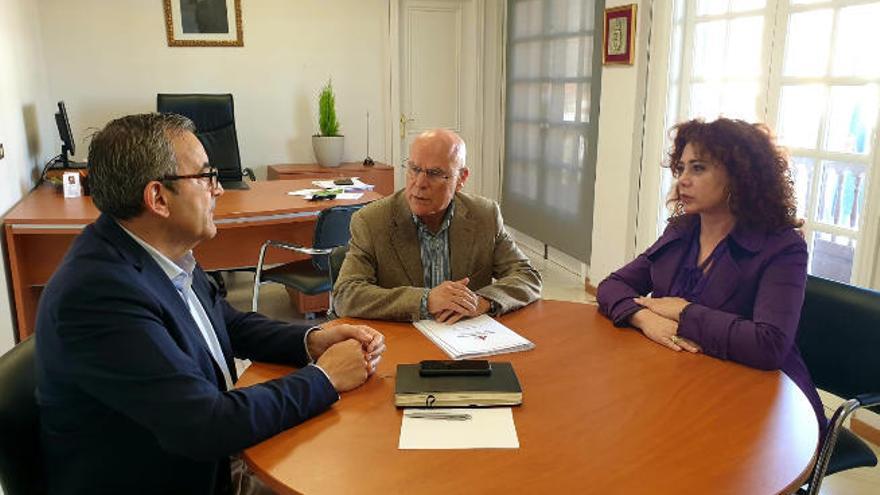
[[308, 323, 386, 392], [631, 296, 701, 354], [427, 277, 491, 324]]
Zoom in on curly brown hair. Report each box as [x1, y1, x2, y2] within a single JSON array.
[[665, 117, 802, 232]]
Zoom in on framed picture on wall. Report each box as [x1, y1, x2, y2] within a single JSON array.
[[603, 4, 636, 65], [163, 0, 244, 47]]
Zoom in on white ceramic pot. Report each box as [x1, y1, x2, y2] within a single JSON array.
[[312, 135, 344, 167]]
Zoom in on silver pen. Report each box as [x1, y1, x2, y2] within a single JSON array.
[[405, 411, 472, 421]]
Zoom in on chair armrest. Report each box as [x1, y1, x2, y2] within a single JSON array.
[[855, 393, 880, 408], [254, 240, 335, 290], [243, 167, 256, 181], [265, 240, 333, 257], [803, 395, 878, 495]]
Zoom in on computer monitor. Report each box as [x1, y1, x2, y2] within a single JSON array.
[[54, 101, 75, 167]]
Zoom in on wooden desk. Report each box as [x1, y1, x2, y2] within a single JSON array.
[[238, 301, 819, 495], [267, 162, 395, 196], [2, 180, 381, 340]]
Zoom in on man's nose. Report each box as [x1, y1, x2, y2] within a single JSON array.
[[213, 182, 224, 197], [414, 170, 431, 187]]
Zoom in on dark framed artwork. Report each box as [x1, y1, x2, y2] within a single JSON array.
[[603, 4, 637, 65], [164, 0, 243, 47]]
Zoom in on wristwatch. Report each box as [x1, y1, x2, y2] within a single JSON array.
[[488, 299, 500, 317]]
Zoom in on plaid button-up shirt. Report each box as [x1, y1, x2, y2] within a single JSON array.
[[414, 201, 455, 319]]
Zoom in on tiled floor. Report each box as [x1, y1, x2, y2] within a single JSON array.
[[223, 251, 878, 494]]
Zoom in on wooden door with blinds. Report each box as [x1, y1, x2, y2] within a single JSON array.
[[501, 0, 604, 262]]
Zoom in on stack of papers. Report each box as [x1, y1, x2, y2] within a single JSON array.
[[312, 178, 375, 191], [413, 315, 535, 359], [287, 189, 364, 200]]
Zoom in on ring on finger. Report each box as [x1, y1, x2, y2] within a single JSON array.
[[669, 335, 680, 344]]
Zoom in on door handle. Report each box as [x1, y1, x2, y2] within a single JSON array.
[[400, 113, 415, 139]]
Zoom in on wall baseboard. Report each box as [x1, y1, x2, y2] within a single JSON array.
[[506, 225, 588, 279], [585, 277, 597, 296]]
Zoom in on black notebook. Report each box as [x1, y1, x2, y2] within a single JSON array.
[[394, 362, 523, 407]]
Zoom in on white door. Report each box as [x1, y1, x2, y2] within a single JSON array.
[[391, 0, 481, 193]]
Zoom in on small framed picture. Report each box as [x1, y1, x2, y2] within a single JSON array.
[[163, 0, 244, 47], [603, 4, 637, 65], [62, 172, 82, 199]]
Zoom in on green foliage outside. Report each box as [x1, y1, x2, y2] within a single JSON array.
[[318, 79, 340, 136]]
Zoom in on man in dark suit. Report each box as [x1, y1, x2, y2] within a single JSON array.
[[35, 113, 385, 494]]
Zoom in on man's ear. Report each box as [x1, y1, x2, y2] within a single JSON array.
[[143, 181, 172, 219], [455, 167, 469, 192]]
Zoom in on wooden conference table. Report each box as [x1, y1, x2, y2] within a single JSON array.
[[2, 179, 381, 340], [238, 300, 819, 495]]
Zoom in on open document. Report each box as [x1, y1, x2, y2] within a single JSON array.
[[413, 315, 535, 360]]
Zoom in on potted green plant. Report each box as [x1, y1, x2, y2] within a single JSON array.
[[312, 79, 344, 167]]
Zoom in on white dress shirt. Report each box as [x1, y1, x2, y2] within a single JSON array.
[[120, 225, 234, 390]]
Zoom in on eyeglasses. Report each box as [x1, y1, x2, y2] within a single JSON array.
[[160, 167, 220, 190], [401, 161, 455, 183]]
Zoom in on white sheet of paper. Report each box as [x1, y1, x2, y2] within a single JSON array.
[[312, 178, 375, 191], [336, 192, 363, 200], [288, 189, 321, 197], [398, 408, 519, 449]]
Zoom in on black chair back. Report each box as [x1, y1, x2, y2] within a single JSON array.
[[156, 93, 243, 181], [312, 205, 363, 272], [797, 275, 880, 414], [329, 244, 349, 289], [0, 338, 45, 495]]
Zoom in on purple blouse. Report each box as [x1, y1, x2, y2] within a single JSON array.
[[669, 225, 729, 301], [596, 215, 826, 434]]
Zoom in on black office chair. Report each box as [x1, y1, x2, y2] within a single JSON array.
[[252, 204, 363, 318], [329, 244, 349, 290], [156, 93, 255, 190], [324, 244, 350, 320], [157, 93, 257, 294], [0, 338, 46, 495], [796, 275, 880, 495]]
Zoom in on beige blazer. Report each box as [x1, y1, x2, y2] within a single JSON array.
[[333, 190, 542, 321]]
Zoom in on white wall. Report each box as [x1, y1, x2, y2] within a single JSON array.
[[0, 0, 56, 353], [589, 0, 650, 283], [476, 0, 506, 201], [37, 0, 392, 179], [0, 0, 394, 349]]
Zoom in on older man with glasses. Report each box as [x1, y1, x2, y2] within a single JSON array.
[[35, 113, 386, 494], [333, 128, 541, 323]]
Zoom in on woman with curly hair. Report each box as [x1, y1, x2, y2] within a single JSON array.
[[597, 117, 825, 431]]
